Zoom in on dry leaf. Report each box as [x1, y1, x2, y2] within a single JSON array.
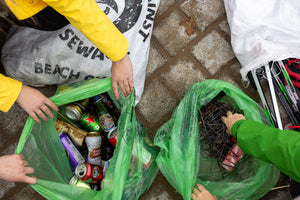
[[180, 16, 197, 36]]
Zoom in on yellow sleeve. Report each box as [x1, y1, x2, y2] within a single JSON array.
[[0, 74, 22, 112], [43, 0, 129, 61]]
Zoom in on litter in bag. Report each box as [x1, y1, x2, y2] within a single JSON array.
[[15, 78, 159, 200], [154, 80, 280, 200]]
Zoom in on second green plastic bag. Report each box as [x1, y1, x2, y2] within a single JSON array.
[[15, 78, 159, 200], [154, 80, 280, 200]]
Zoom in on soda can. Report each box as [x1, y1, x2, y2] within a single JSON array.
[[107, 127, 117, 147], [80, 112, 102, 132], [85, 132, 102, 166], [75, 163, 103, 183], [69, 175, 91, 189], [222, 143, 244, 172], [59, 132, 86, 171], [65, 99, 89, 121]]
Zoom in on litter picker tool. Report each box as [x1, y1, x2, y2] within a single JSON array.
[[265, 64, 283, 130], [272, 75, 299, 126], [251, 68, 277, 127], [278, 60, 300, 113]]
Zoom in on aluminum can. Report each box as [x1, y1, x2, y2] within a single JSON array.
[[222, 143, 244, 172], [107, 126, 117, 147], [80, 112, 102, 132], [85, 132, 102, 166], [56, 119, 88, 147], [65, 99, 89, 121], [69, 175, 91, 189], [75, 163, 103, 183], [59, 132, 85, 171]]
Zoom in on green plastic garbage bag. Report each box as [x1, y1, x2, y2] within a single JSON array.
[[154, 79, 280, 200], [15, 78, 159, 200]]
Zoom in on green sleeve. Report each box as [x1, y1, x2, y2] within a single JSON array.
[[231, 119, 300, 182]]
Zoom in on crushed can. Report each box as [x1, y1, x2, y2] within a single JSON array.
[[75, 162, 103, 183], [222, 143, 244, 172], [69, 175, 91, 189]]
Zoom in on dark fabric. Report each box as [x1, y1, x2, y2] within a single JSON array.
[[290, 178, 300, 199], [18, 6, 69, 31]]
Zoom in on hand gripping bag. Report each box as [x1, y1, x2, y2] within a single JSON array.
[[15, 78, 159, 200], [154, 80, 280, 200]]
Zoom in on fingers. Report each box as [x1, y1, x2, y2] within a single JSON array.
[[197, 184, 206, 192], [24, 166, 34, 175], [30, 112, 41, 123], [16, 154, 24, 160], [191, 193, 198, 200], [119, 80, 130, 97], [112, 79, 134, 99], [226, 111, 232, 117], [34, 109, 47, 122], [128, 75, 134, 92], [23, 175, 37, 185], [112, 81, 119, 99], [33, 100, 58, 122], [193, 186, 201, 195], [40, 104, 53, 119], [45, 99, 58, 112]]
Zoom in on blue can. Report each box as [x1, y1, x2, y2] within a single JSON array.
[[59, 132, 86, 171]]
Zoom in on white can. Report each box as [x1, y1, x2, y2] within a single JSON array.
[[85, 132, 102, 166]]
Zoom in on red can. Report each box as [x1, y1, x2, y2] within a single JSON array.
[[222, 143, 244, 172], [107, 127, 117, 147], [75, 162, 103, 183]]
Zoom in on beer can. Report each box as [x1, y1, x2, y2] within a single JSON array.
[[80, 112, 102, 132], [75, 163, 103, 183], [69, 175, 91, 189], [59, 132, 86, 171], [65, 99, 89, 121], [107, 127, 117, 147], [85, 132, 102, 166], [222, 143, 244, 172], [56, 119, 88, 147]]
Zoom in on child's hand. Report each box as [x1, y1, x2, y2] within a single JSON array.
[[111, 54, 134, 99], [0, 154, 36, 184], [191, 184, 217, 200], [221, 111, 245, 135], [16, 85, 58, 123]]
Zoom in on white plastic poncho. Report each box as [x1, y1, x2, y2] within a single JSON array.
[[224, 0, 300, 81]]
